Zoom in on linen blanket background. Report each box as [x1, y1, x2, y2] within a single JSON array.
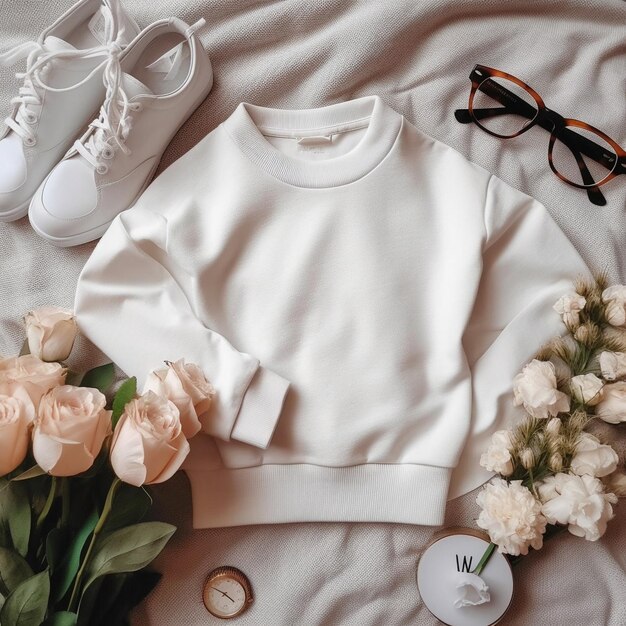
[[1, 1, 625, 624]]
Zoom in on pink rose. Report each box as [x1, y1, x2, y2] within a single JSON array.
[[0, 384, 35, 476], [24, 307, 78, 362], [33, 385, 112, 476], [143, 359, 214, 438], [0, 355, 66, 407], [110, 391, 190, 487]]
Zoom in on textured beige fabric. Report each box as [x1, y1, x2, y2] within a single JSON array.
[[1, 0, 625, 624]]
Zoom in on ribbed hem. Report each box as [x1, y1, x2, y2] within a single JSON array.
[[222, 95, 403, 188], [230, 366, 290, 449], [186, 463, 452, 528]]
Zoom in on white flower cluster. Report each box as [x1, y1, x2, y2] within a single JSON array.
[[477, 284, 625, 556], [478, 428, 619, 554]]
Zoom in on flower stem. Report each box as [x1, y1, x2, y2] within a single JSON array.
[[36, 476, 57, 532], [68, 477, 121, 612], [61, 478, 70, 527], [472, 542, 496, 576]]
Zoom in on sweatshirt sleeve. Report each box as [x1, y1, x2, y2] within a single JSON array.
[[74, 205, 290, 450], [448, 174, 593, 499]]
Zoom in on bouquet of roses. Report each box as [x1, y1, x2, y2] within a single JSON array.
[[0, 308, 214, 626], [475, 275, 626, 561]]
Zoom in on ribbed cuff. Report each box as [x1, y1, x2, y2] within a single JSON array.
[[230, 366, 290, 449]]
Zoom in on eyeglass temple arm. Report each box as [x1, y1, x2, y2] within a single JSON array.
[[559, 134, 607, 206], [455, 79, 619, 172]]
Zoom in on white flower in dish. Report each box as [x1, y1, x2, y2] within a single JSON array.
[[602, 285, 626, 327], [570, 373, 604, 406], [570, 433, 618, 478], [513, 359, 570, 419], [594, 382, 626, 424], [599, 351, 626, 381], [539, 473, 617, 541], [480, 430, 514, 476], [476, 478, 546, 556], [453, 572, 491, 608], [553, 293, 586, 327]]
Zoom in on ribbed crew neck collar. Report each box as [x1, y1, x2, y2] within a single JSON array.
[[222, 95, 403, 189]]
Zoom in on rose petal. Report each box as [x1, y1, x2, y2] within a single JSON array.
[[110, 415, 148, 487], [147, 432, 190, 485]]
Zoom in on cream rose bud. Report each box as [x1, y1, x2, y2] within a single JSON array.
[[570, 373, 604, 406], [595, 382, 626, 424], [599, 351, 626, 381], [143, 360, 214, 439], [0, 355, 66, 407], [480, 430, 514, 476], [553, 293, 586, 327], [110, 391, 190, 487], [602, 285, 626, 327], [33, 386, 112, 476], [570, 433, 619, 478], [513, 359, 570, 419], [0, 384, 36, 476], [24, 307, 78, 362], [539, 473, 617, 541]]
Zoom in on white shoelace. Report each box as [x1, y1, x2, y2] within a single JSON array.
[[0, 0, 129, 148], [74, 18, 206, 175], [74, 51, 138, 174]]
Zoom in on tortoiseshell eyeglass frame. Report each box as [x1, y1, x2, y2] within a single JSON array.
[[454, 64, 626, 206]]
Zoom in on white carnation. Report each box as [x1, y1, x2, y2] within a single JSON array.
[[595, 382, 626, 424], [539, 473, 617, 541], [599, 351, 626, 381], [476, 478, 546, 556], [602, 285, 626, 327], [480, 430, 514, 476], [570, 433, 619, 478], [513, 360, 570, 419], [570, 373, 604, 406], [553, 293, 586, 327]]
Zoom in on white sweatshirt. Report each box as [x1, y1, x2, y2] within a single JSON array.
[[74, 95, 591, 528]]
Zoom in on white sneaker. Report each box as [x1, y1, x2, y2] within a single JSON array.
[[28, 17, 213, 247], [0, 0, 139, 222]]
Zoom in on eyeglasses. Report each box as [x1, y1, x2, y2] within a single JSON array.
[[455, 64, 626, 206]]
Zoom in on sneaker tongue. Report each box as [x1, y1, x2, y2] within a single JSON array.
[[42, 35, 76, 53], [120, 73, 153, 98]]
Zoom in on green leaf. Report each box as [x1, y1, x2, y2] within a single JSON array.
[[79, 363, 115, 394], [46, 528, 68, 575], [111, 377, 137, 428], [0, 547, 33, 596], [102, 484, 152, 533], [83, 522, 175, 592], [0, 480, 31, 557], [76, 576, 103, 626], [51, 508, 99, 603], [100, 571, 162, 626], [0, 570, 50, 626], [11, 466, 46, 482], [43, 612, 77, 626]]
